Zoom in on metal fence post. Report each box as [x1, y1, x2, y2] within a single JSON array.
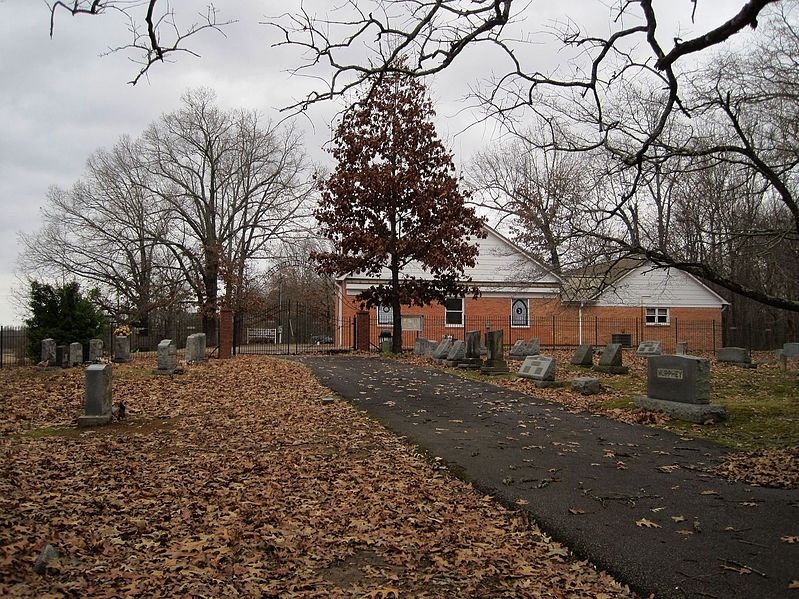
[[712, 320, 716, 353]]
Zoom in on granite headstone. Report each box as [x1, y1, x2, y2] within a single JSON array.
[[113, 336, 132, 363], [40, 338, 56, 367], [570, 344, 593, 367], [480, 330, 509, 375], [89, 339, 103, 363], [186, 333, 207, 363], [635, 355, 725, 423], [636, 340, 662, 357], [593, 343, 629, 374], [78, 363, 112, 427], [69, 342, 83, 367]]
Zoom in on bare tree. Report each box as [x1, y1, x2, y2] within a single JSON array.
[[22, 88, 316, 336], [18, 136, 187, 322], [44, 1, 798, 310], [274, 0, 799, 311], [47, 0, 232, 84], [468, 126, 588, 274], [138, 88, 315, 338]]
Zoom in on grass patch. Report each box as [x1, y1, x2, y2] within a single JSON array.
[[597, 364, 799, 450], [406, 352, 798, 452], [661, 369, 799, 449]]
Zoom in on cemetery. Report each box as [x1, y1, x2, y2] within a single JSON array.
[[1, 323, 797, 597]]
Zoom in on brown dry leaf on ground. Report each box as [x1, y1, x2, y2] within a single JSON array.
[[0, 357, 634, 598], [711, 448, 799, 489]]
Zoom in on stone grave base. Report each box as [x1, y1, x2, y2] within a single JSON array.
[[634, 396, 726, 424], [188, 357, 208, 364], [113, 358, 133, 364], [719, 361, 757, 369], [593, 365, 629, 375], [480, 365, 510, 376], [77, 414, 112, 427], [152, 367, 185, 376], [456, 360, 482, 370], [533, 380, 566, 389]]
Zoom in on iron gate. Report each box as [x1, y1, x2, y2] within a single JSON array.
[[233, 302, 352, 355]]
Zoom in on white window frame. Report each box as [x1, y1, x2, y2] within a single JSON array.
[[645, 307, 670, 326], [445, 297, 464, 327], [511, 298, 530, 328], [377, 304, 393, 327]]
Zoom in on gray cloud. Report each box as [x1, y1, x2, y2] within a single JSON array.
[[0, 0, 748, 322]]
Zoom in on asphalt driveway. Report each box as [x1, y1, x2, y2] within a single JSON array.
[[297, 355, 799, 599]]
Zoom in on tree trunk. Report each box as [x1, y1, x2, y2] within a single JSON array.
[[202, 246, 220, 345], [391, 258, 402, 354]]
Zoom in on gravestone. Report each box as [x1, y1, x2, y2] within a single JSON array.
[[480, 330, 509, 375], [635, 355, 726, 423], [593, 343, 629, 374], [186, 333, 207, 363], [518, 355, 555, 380], [153, 339, 181, 375], [783, 342, 799, 358], [89, 339, 103, 363], [113, 336, 132, 363], [432, 337, 453, 364], [570, 344, 593, 367], [458, 330, 483, 369], [717, 347, 754, 368], [524, 337, 541, 356], [518, 355, 564, 388], [676, 341, 689, 355], [509, 340, 527, 359], [78, 363, 112, 427], [69, 342, 83, 367], [56, 345, 69, 368], [572, 377, 601, 395], [445, 340, 466, 367], [636, 340, 662, 357], [40, 338, 56, 367], [413, 338, 429, 356]]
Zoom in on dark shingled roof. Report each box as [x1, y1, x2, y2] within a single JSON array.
[[561, 256, 649, 303]]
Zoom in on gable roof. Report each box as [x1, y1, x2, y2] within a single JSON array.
[[339, 224, 562, 287], [563, 258, 729, 307]]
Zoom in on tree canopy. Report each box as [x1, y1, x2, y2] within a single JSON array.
[[24, 281, 107, 360], [313, 70, 485, 352]]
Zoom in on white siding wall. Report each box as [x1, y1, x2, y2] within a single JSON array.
[[370, 229, 560, 285], [595, 267, 726, 308]]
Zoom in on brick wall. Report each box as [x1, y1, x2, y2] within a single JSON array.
[[338, 282, 722, 352]]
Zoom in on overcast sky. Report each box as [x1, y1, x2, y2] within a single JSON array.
[[0, 0, 749, 324]]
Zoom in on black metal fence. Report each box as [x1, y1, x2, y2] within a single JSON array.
[[723, 322, 798, 351], [235, 302, 350, 355], [107, 312, 206, 355], [368, 315, 725, 354], [0, 326, 29, 368]]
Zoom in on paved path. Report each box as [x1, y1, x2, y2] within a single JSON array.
[[298, 355, 799, 599]]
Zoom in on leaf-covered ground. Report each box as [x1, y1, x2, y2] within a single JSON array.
[[0, 357, 634, 598], [397, 350, 799, 489]]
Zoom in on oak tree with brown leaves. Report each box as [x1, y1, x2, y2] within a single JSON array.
[[313, 71, 485, 353]]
